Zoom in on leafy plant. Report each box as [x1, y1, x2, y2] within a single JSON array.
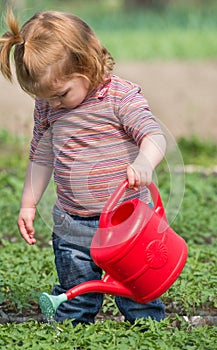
[[0, 240, 56, 312], [0, 132, 217, 348], [0, 317, 216, 350], [178, 136, 217, 166], [171, 173, 217, 244]]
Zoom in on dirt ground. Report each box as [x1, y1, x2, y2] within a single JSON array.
[[0, 60, 216, 141]]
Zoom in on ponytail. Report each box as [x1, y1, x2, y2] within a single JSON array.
[[0, 10, 24, 81]]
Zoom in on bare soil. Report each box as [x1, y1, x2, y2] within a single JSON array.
[[0, 60, 217, 140]]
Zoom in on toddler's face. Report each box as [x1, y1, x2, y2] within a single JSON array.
[[38, 77, 90, 109]]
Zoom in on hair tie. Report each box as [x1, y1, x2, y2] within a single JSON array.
[[15, 34, 25, 45], [9, 31, 24, 45]]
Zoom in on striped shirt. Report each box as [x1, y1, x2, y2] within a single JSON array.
[[29, 75, 163, 216]]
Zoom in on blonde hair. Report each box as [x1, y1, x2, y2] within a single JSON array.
[[0, 10, 115, 96]]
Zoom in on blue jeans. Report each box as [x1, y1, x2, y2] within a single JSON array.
[[52, 210, 165, 325]]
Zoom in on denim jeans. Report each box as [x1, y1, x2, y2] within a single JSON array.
[[52, 207, 165, 325]]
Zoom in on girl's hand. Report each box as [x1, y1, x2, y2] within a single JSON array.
[[17, 208, 36, 245], [127, 134, 166, 191], [127, 152, 153, 191], [17, 161, 53, 245]]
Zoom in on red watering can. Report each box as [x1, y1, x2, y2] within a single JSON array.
[[39, 180, 188, 318]]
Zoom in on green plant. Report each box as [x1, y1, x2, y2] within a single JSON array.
[[178, 136, 217, 166], [0, 133, 217, 348], [0, 317, 216, 350], [0, 240, 56, 312], [171, 173, 217, 244]]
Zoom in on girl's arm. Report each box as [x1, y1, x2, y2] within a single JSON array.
[[127, 134, 166, 190], [17, 161, 53, 245]]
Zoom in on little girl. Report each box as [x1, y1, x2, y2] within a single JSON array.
[[0, 10, 166, 325]]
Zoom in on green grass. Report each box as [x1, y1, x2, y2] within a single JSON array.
[[0, 131, 217, 348], [0, 0, 217, 60]]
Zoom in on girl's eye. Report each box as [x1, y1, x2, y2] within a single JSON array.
[[60, 90, 69, 98]]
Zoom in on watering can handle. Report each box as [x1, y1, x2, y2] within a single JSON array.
[[101, 180, 167, 222]]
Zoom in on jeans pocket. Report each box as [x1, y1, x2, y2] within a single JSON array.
[[53, 205, 70, 234]]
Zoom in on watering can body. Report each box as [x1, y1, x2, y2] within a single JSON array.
[[57, 180, 187, 305], [90, 180, 188, 303]]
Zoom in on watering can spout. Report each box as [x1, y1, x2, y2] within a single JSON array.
[[39, 274, 133, 319], [65, 274, 134, 300]]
